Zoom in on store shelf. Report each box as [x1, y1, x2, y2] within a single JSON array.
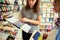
[[0, 10, 12, 12], [0, 2, 11, 5], [40, 0, 57, 31], [40, 2, 53, 3]]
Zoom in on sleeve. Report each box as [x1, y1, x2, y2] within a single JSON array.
[[37, 8, 43, 15], [36, 8, 42, 20], [21, 7, 25, 18]]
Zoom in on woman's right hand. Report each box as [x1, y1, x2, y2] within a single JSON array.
[[19, 18, 26, 23], [19, 18, 23, 22], [19, 18, 29, 23]]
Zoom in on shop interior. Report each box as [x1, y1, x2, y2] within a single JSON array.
[[0, 0, 60, 40]]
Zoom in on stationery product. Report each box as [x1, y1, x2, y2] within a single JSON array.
[[13, 21, 24, 29], [33, 32, 40, 40], [50, 8, 54, 13], [44, 0, 50, 2], [50, 0, 54, 2], [46, 18, 49, 22], [6, 17, 19, 23], [0, 0, 4, 3], [15, 29, 22, 40], [7, 15, 13, 18], [32, 31, 43, 40], [0, 15, 3, 21], [41, 18, 46, 22], [42, 8, 46, 12], [40, 25, 46, 29], [0, 32, 10, 40], [49, 18, 53, 22], [20, 24, 31, 33], [46, 25, 53, 30], [43, 3, 47, 7], [46, 13, 50, 17], [54, 13, 58, 18], [6, 36, 14, 40], [47, 8, 50, 13], [41, 0, 44, 2], [50, 13, 54, 17], [43, 13, 46, 17], [39, 25, 43, 29], [43, 25, 46, 29], [46, 25, 53, 32], [9, 0, 15, 4], [6, 17, 24, 29]]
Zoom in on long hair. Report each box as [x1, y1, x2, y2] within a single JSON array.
[[25, 0, 40, 13], [53, 0, 60, 12]]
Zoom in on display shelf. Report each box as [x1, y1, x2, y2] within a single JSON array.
[[0, 21, 22, 38], [0, 0, 22, 40], [41, 1, 53, 3], [0, 4, 13, 6], [0, 10, 12, 12], [40, 0, 57, 30], [0, 5, 13, 13], [0, 2, 11, 5], [40, 0, 54, 2]]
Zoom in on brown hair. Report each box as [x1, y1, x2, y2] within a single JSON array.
[[53, 0, 60, 12], [25, 0, 40, 13]]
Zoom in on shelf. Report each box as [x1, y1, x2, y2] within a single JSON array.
[[0, 10, 13, 12], [41, 21, 54, 23], [0, 2, 12, 5], [42, 17, 55, 18], [0, 4, 13, 7], [40, 2, 53, 3], [40, 23, 53, 25]]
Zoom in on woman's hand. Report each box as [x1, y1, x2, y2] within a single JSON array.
[[19, 18, 29, 22], [19, 15, 41, 25]]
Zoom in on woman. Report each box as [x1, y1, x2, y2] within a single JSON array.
[[55, 18, 60, 40], [20, 0, 42, 40], [53, 0, 60, 40]]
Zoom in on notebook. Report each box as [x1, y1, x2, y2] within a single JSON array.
[[20, 24, 31, 33], [6, 17, 19, 23], [13, 21, 24, 29], [0, 33, 10, 40], [33, 32, 40, 40], [6, 17, 24, 29], [6, 17, 31, 33]]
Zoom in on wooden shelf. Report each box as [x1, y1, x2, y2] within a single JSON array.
[[41, 2, 53, 3]]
